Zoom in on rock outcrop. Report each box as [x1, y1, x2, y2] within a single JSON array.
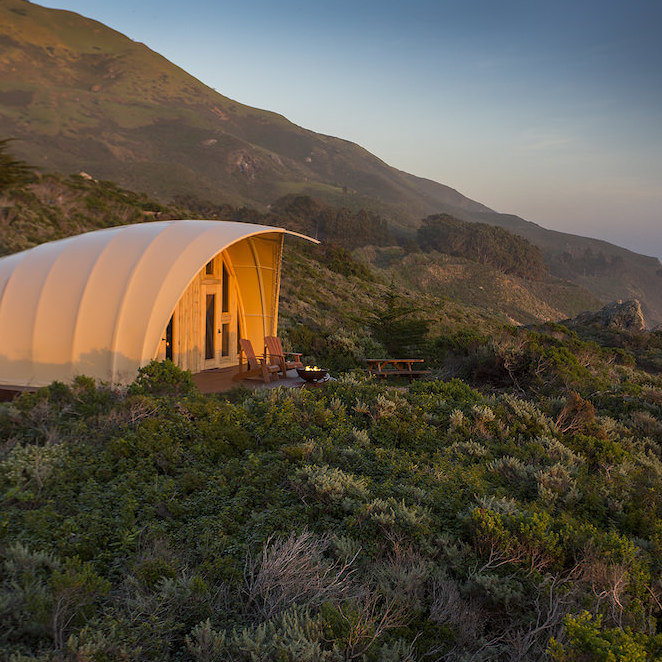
[[569, 299, 646, 332]]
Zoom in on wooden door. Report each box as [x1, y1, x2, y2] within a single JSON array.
[[202, 258, 236, 370], [218, 261, 236, 366], [202, 282, 221, 369]]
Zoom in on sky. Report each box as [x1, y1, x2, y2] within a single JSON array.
[[38, 0, 662, 260]]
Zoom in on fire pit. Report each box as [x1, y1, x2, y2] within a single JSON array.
[[296, 366, 328, 382]]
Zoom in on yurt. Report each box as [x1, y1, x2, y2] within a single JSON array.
[[0, 220, 315, 388]]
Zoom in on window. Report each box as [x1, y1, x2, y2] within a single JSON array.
[[221, 323, 230, 356], [165, 315, 174, 362], [205, 294, 215, 359], [222, 263, 229, 312]]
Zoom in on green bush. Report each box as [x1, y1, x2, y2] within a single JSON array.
[[128, 360, 196, 396], [2, 332, 662, 660], [548, 612, 662, 661]]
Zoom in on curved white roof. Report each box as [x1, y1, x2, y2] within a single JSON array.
[[0, 220, 311, 388]]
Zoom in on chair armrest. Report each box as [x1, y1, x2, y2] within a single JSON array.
[[283, 351, 303, 359]]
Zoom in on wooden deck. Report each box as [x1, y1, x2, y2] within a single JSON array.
[[192, 365, 316, 394], [0, 367, 319, 401]]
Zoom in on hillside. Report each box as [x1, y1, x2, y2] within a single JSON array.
[[355, 247, 601, 326], [1, 0, 662, 325], [4, 156, 662, 659], [3, 349, 662, 661], [472, 211, 662, 328], [3, 234, 662, 660], [0, 172, 603, 333], [0, 0, 487, 221]]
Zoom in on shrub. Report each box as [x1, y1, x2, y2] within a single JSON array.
[[186, 607, 344, 662], [359, 498, 430, 542], [0, 138, 37, 193], [243, 530, 357, 621], [293, 464, 370, 507], [128, 360, 196, 396], [548, 611, 662, 661], [0, 544, 109, 652]]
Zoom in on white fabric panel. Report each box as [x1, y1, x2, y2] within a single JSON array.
[[0, 220, 316, 387]]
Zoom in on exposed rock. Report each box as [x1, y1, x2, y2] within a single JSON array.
[[570, 299, 646, 332], [232, 152, 258, 181]]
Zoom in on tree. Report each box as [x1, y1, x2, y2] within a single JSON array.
[[0, 138, 37, 194], [417, 213, 548, 279], [366, 291, 429, 356]]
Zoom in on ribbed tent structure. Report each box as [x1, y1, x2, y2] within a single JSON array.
[[0, 220, 316, 388]]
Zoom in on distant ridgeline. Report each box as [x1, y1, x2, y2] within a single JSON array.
[[418, 213, 548, 280], [0, 160, 549, 282], [177, 193, 393, 249]]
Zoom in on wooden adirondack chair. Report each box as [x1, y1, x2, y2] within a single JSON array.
[[234, 338, 280, 383], [265, 336, 303, 377]]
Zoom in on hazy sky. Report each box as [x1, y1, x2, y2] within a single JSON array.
[[38, 0, 662, 259]]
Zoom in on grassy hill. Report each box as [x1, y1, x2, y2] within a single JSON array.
[[472, 211, 662, 327], [355, 247, 601, 326], [1, 0, 662, 326], [0, 0, 487, 222], [4, 346, 662, 661]]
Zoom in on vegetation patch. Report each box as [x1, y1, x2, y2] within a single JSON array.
[[2, 154, 662, 659]]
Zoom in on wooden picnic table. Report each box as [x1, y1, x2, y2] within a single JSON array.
[[365, 358, 431, 379]]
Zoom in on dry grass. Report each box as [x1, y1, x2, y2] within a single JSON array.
[[243, 529, 358, 621]]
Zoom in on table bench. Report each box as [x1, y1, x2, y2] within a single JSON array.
[[365, 358, 431, 380]]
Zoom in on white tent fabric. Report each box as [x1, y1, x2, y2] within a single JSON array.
[[0, 220, 312, 388]]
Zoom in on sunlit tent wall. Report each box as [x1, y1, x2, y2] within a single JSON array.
[[0, 220, 314, 388]]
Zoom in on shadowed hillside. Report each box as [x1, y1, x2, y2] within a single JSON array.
[[471, 211, 662, 327], [1, 0, 662, 324], [0, 0, 487, 222]]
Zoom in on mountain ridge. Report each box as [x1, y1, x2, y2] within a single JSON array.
[[0, 0, 488, 221], [1, 0, 662, 324]]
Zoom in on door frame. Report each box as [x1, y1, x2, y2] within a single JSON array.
[[201, 256, 237, 370]]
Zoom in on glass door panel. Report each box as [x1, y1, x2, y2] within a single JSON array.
[[205, 293, 216, 360], [202, 258, 236, 369], [221, 322, 230, 357], [222, 263, 229, 313], [219, 260, 236, 366], [165, 315, 174, 362]]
